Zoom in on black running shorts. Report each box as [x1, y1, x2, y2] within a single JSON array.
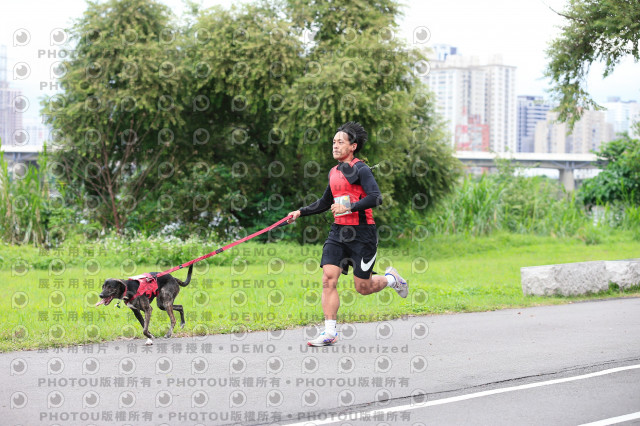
[[320, 223, 378, 279]]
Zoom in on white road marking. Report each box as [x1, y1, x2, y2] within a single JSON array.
[[578, 411, 640, 426], [288, 364, 640, 426]]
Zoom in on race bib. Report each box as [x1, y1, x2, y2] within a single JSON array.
[[334, 195, 351, 216]]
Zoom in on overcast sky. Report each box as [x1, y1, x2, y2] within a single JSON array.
[[2, 0, 639, 122]]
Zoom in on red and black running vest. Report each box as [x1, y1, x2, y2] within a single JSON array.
[[329, 158, 375, 226]]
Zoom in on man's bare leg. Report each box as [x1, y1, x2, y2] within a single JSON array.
[[321, 264, 341, 320], [353, 275, 388, 295]]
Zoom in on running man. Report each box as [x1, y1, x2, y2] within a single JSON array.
[[287, 121, 408, 347]]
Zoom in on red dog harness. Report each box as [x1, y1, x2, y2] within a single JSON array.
[[126, 273, 159, 302]]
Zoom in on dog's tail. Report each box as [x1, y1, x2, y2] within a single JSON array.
[[178, 264, 194, 287]]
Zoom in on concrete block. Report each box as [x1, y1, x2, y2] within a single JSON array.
[[605, 260, 640, 290], [521, 259, 640, 296]]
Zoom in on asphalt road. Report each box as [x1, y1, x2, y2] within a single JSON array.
[[2, 298, 640, 425]]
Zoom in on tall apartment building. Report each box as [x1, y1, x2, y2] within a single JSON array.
[[517, 95, 553, 152], [432, 44, 458, 62], [0, 45, 24, 146], [534, 110, 614, 154], [0, 44, 5, 83], [602, 97, 640, 138], [425, 48, 516, 152]]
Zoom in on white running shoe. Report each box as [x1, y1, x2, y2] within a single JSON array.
[[307, 331, 339, 347], [385, 266, 408, 298]]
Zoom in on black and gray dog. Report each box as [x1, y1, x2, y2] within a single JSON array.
[[97, 265, 193, 345]]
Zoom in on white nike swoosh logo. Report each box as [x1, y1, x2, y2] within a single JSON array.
[[360, 252, 377, 272]]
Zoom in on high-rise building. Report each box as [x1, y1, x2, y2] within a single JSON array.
[[432, 44, 458, 62], [485, 58, 517, 153], [0, 45, 24, 147], [517, 95, 553, 152], [425, 50, 516, 152], [0, 44, 6, 83], [602, 97, 640, 138], [534, 110, 614, 154]]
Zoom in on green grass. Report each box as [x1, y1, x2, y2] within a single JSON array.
[[2, 232, 640, 352]]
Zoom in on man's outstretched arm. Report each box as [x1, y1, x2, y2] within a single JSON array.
[[287, 185, 333, 222]]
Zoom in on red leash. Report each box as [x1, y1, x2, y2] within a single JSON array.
[[154, 215, 292, 279]]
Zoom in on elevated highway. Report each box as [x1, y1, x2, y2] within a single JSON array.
[[0, 146, 606, 191], [1, 145, 41, 166], [454, 151, 605, 191]]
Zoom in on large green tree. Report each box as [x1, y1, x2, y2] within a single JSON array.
[[42, 0, 190, 234], [141, 1, 307, 238], [545, 0, 640, 128]]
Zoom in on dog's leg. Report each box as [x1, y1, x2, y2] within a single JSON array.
[[173, 304, 186, 328], [163, 302, 177, 338], [141, 301, 154, 345], [132, 309, 145, 329], [156, 298, 175, 337], [157, 276, 182, 337]]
